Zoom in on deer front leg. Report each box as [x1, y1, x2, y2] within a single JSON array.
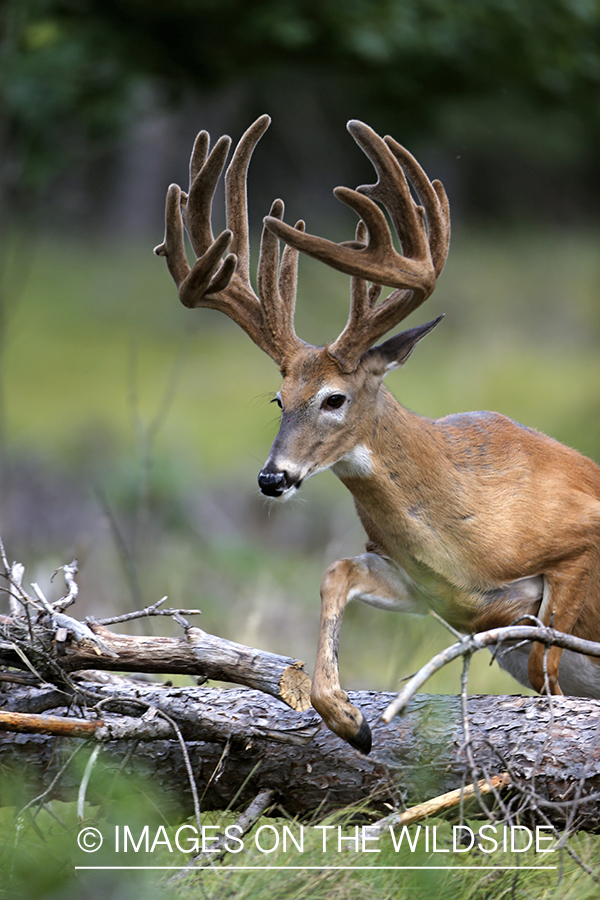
[[311, 552, 419, 754], [528, 551, 600, 695]]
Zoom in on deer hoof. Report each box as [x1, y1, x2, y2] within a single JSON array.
[[347, 717, 372, 755]]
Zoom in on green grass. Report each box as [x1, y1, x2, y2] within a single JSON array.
[[3, 786, 600, 900], [164, 813, 600, 900]]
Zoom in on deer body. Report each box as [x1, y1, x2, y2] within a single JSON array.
[[339, 400, 600, 633], [261, 343, 600, 749], [157, 115, 600, 754]]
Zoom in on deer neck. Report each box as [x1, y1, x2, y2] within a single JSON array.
[[332, 386, 445, 535]]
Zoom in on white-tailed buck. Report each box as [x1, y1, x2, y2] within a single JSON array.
[[156, 116, 600, 754]]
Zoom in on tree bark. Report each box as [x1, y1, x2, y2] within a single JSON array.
[[1, 680, 600, 830]]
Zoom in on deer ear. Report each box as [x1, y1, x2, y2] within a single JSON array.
[[362, 315, 444, 376]]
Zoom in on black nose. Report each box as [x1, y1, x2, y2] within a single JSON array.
[[258, 470, 289, 497]]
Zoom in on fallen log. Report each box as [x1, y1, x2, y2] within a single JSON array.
[[1, 681, 600, 830], [2, 558, 600, 833]]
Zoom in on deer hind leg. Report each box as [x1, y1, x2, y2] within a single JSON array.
[[527, 550, 600, 696], [311, 552, 420, 754]]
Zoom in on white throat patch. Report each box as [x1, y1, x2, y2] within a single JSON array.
[[332, 444, 374, 479]]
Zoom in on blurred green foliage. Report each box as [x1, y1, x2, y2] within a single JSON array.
[[3, 783, 600, 900], [0, 754, 174, 900], [52, 0, 600, 105], [1, 0, 134, 200], [2, 0, 600, 219]]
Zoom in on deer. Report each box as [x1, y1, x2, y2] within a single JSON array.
[[155, 115, 600, 755]]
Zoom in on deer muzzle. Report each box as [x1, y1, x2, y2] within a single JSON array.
[[257, 467, 302, 498]]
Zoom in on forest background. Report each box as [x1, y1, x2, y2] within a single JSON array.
[[2, 2, 600, 897]]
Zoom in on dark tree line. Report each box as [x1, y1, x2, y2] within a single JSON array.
[[3, 0, 600, 228]]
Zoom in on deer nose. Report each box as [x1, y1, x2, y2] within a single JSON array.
[[258, 469, 290, 497]]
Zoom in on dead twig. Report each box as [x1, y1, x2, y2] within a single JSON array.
[[77, 745, 101, 820], [154, 707, 203, 833], [369, 774, 511, 836], [0, 709, 100, 737], [170, 788, 275, 882], [50, 560, 79, 612], [92, 595, 202, 627]]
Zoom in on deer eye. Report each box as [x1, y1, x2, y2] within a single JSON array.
[[322, 393, 346, 411]]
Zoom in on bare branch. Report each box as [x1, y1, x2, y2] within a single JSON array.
[[171, 788, 275, 881], [0, 613, 311, 711], [93, 597, 202, 627], [383, 624, 600, 723], [51, 560, 79, 612]]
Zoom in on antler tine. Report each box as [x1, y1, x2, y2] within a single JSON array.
[[183, 131, 231, 258], [258, 199, 306, 364], [156, 116, 304, 369], [279, 221, 305, 308], [343, 221, 375, 331], [350, 121, 430, 267], [382, 134, 450, 277], [225, 115, 270, 285], [189, 129, 209, 185], [154, 183, 194, 290]]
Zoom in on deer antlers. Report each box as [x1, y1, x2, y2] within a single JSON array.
[[264, 120, 450, 371], [154, 115, 305, 369], [156, 116, 450, 373]]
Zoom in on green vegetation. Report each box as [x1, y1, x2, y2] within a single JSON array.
[[3, 776, 600, 900], [4, 0, 600, 207], [2, 225, 600, 899]]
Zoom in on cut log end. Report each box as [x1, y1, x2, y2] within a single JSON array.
[[279, 661, 312, 711]]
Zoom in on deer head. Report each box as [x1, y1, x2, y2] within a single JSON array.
[[155, 115, 450, 501]]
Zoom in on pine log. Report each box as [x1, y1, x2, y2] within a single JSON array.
[[1, 682, 600, 830]]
